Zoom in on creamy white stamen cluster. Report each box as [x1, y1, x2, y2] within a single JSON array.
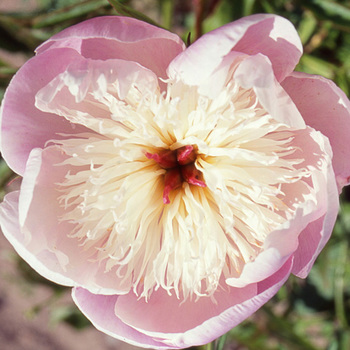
[[51, 70, 313, 300]]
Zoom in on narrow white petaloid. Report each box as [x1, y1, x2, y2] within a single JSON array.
[[41, 66, 315, 301]]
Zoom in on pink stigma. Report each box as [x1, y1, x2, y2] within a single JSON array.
[[177, 145, 196, 165], [145, 145, 206, 204], [145, 150, 177, 169], [181, 164, 207, 187], [163, 169, 182, 204]]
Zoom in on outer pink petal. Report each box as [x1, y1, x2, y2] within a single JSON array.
[[292, 154, 339, 277], [282, 72, 350, 190], [114, 281, 257, 337], [292, 212, 337, 278], [289, 122, 338, 277], [227, 126, 336, 286], [72, 289, 170, 349], [36, 16, 185, 82], [0, 190, 75, 287], [5, 146, 132, 294], [0, 48, 88, 176], [168, 14, 302, 89], [72, 258, 293, 349]]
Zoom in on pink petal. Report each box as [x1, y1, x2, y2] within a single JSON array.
[[292, 124, 339, 277], [35, 56, 159, 130], [0, 48, 88, 176], [72, 289, 169, 349], [233, 54, 305, 128], [227, 126, 336, 286], [292, 211, 337, 278], [168, 14, 302, 90], [73, 258, 292, 349], [8, 145, 133, 294], [174, 257, 291, 348], [287, 124, 339, 277], [282, 72, 350, 190], [0, 190, 75, 287], [36, 16, 185, 82], [114, 281, 257, 338], [292, 154, 339, 277]]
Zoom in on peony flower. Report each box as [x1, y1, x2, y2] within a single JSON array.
[[0, 14, 349, 349]]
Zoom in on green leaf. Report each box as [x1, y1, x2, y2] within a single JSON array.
[[335, 70, 350, 97], [334, 240, 348, 327], [242, 0, 256, 16], [62, 307, 91, 329], [0, 14, 41, 50], [202, 0, 234, 34], [107, 0, 160, 27], [262, 306, 320, 350], [50, 305, 76, 325], [161, 0, 174, 30], [259, 0, 275, 14], [302, 0, 350, 27], [297, 11, 317, 45], [0, 159, 13, 188], [216, 333, 227, 350], [297, 54, 337, 79], [0, 66, 17, 75], [32, 0, 108, 28]]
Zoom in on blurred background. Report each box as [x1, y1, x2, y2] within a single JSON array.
[[0, 0, 350, 349]]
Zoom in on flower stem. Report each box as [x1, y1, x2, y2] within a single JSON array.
[[205, 333, 227, 350], [216, 333, 227, 350], [194, 0, 205, 40], [161, 0, 174, 30], [206, 340, 215, 350]]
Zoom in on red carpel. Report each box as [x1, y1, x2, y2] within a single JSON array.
[[146, 145, 206, 204]]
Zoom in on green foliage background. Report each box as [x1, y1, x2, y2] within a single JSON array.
[[0, 1, 350, 349]]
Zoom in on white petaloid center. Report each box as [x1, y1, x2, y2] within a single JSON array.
[[49, 69, 312, 300]]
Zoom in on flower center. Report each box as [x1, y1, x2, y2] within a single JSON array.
[[145, 145, 206, 204]]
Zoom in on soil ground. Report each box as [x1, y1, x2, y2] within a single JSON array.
[[0, 233, 140, 350]]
